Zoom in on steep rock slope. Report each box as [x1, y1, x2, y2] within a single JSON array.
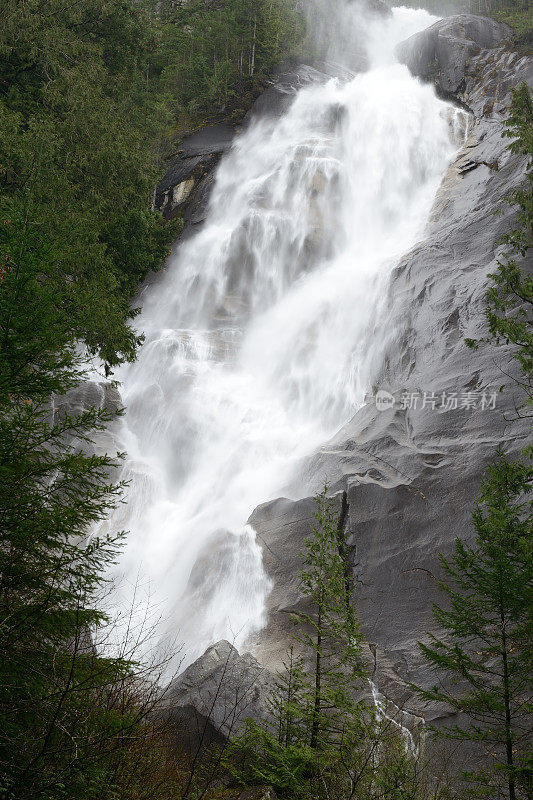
[[165, 15, 532, 733], [246, 15, 532, 724]]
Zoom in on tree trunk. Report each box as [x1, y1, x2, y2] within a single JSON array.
[[335, 490, 351, 612], [500, 602, 515, 800], [250, 14, 257, 76], [310, 608, 322, 749]]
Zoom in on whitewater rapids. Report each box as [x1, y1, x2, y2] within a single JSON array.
[[100, 6, 467, 668]]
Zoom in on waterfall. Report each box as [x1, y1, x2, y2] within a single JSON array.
[[101, 7, 467, 668]]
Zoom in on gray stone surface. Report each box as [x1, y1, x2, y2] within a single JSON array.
[[243, 65, 331, 121], [53, 380, 123, 461], [160, 703, 225, 757], [179, 122, 235, 158], [245, 20, 533, 726], [155, 123, 236, 219], [395, 14, 513, 96], [156, 152, 221, 220], [154, 69, 333, 223], [53, 380, 122, 421], [165, 640, 276, 738]]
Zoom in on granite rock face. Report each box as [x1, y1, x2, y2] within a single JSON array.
[[243, 66, 331, 121], [245, 19, 533, 725], [165, 641, 275, 738], [154, 67, 337, 227], [153, 0, 391, 228], [395, 14, 513, 96], [155, 122, 235, 222]]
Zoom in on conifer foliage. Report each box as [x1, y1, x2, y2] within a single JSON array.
[[290, 488, 366, 750], [155, 0, 304, 118], [417, 454, 532, 800]]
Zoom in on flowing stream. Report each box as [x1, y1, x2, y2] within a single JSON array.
[[102, 6, 467, 668]]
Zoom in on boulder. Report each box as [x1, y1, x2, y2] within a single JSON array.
[[165, 641, 276, 739], [396, 14, 512, 95], [243, 65, 331, 122]]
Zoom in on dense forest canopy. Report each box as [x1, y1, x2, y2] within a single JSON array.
[[0, 0, 303, 381]]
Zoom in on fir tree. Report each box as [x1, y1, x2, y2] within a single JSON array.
[[269, 647, 307, 748], [224, 490, 427, 800], [291, 488, 367, 750], [416, 453, 533, 800]]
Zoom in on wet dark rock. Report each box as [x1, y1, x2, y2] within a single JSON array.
[[183, 170, 218, 227], [165, 641, 276, 738], [155, 123, 235, 220], [395, 14, 512, 96], [156, 152, 221, 220], [244, 65, 331, 121], [155, 67, 333, 225], [179, 122, 235, 158], [161, 704, 225, 757]]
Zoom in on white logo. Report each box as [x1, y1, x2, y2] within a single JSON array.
[[375, 390, 395, 411]]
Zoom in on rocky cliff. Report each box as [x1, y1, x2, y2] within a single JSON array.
[[165, 14, 532, 736]]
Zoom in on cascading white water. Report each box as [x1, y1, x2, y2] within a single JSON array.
[[102, 6, 467, 667]]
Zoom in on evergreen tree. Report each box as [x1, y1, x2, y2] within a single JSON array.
[[416, 453, 533, 800], [269, 647, 307, 748], [0, 3, 180, 795], [291, 488, 367, 750], [155, 0, 304, 119], [0, 266, 175, 799], [0, 1, 306, 797], [0, 373, 126, 798], [0, 0, 178, 371], [454, 79, 533, 800]]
